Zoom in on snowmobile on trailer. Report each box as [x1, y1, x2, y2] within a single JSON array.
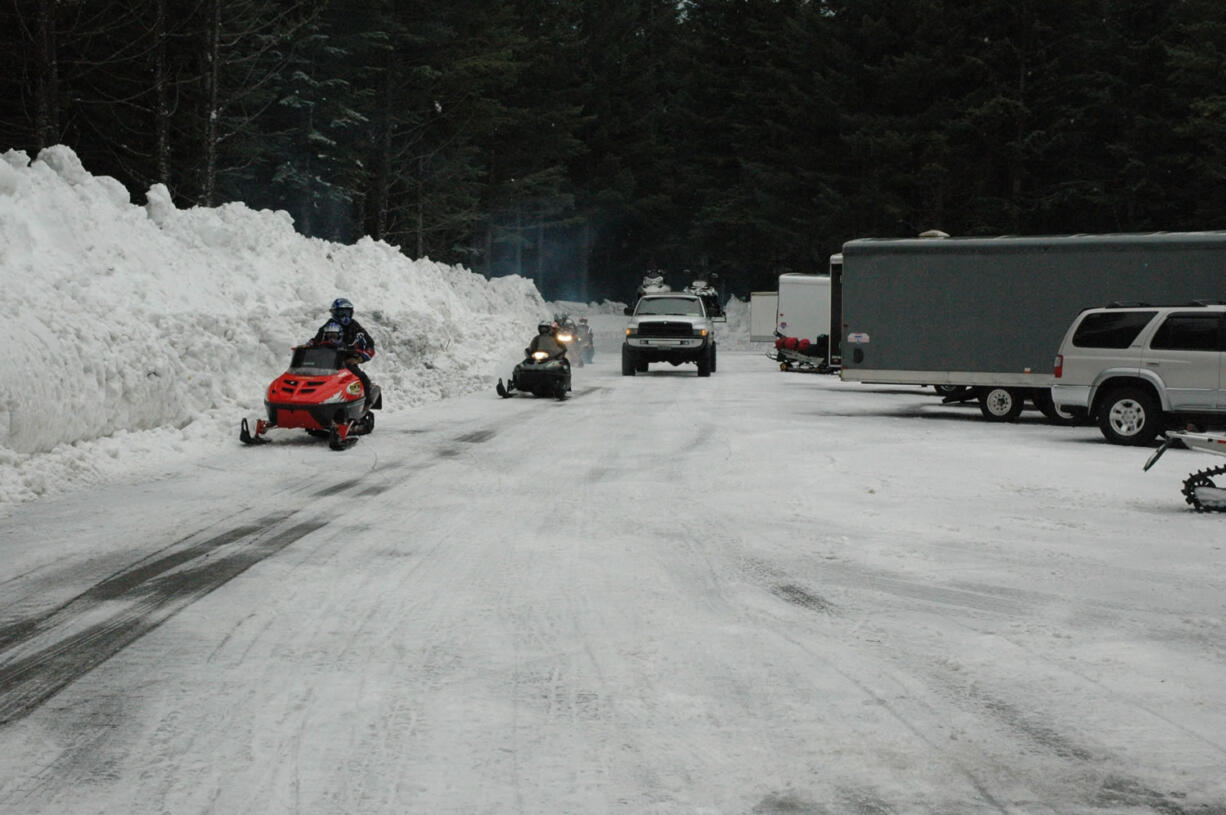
[[1143, 430, 1226, 512], [240, 345, 382, 451], [635, 272, 670, 300], [768, 334, 835, 373]]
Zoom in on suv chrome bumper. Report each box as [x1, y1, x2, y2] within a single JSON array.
[[627, 337, 705, 349]]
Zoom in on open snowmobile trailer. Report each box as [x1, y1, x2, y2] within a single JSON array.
[[1143, 430, 1226, 513], [767, 335, 836, 374]]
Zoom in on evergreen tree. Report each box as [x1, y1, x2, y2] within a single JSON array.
[[1167, 0, 1226, 226]]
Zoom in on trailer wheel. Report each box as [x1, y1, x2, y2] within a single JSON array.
[[1098, 386, 1161, 445], [978, 387, 1024, 422]]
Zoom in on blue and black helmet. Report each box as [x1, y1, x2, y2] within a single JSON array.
[[330, 297, 354, 325], [321, 321, 345, 345]]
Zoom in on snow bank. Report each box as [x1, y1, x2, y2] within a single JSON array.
[[0, 146, 547, 503]]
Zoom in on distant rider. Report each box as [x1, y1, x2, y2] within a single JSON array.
[[528, 321, 566, 359], [311, 297, 378, 401]]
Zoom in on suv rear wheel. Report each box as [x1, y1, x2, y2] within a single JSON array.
[[1098, 386, 1161, 445]]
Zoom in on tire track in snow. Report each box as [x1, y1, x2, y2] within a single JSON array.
[[0, 515, 325, 725]]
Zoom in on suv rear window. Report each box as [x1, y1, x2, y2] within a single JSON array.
[[1072, 311, 1157, 348], [1150, 313, 1223, 351]]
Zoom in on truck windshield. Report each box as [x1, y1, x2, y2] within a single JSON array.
[[637, 297, 703, 316]]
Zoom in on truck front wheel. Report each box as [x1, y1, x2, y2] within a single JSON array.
[[978, 387, 1024, 422], [621, 346, 636, 376], [1098, 386, 1161, 445]]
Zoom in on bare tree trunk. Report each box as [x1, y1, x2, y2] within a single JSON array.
[[515, 203, 523, 280], [153, 0, 171, 186], [33, 0, 59, 150], [580, 220, 592, 301], [416, 155, 425, 257], [370, 67, 393, 241], [201, 0, 221, 205], [535, 221, 544, 290], [483, 223, 493, 276]]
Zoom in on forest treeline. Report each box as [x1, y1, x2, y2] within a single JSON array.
[[3, 0, 1225, 300]]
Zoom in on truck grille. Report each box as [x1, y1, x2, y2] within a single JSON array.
[[636, 321, 693, 338]]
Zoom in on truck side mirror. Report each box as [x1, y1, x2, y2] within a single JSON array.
[[623, 307, 633, 316]]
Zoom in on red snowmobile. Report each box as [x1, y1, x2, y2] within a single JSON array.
[[240, 345, 382, 451]]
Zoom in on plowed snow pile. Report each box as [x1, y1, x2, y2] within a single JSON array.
[[0, 146, 549, 504]]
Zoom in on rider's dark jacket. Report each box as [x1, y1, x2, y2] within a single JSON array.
[[311, 319, 375, 362], [528, 332, 565, 357]]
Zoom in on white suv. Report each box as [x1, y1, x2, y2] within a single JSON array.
[[1051, 303, 1226, 444]]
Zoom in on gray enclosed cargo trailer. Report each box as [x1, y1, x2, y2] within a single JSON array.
[[838, 232, 1226, 421]]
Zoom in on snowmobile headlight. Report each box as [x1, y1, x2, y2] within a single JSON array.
[[532, 351, 550, 361], [346, 381, 363, 396], [557, 333, 573, 343]]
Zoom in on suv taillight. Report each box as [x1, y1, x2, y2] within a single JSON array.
[[1053, 354, 1063, 378]]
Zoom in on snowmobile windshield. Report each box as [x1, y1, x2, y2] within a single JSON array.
[[635, 297, 704, 316], [290, 346, 348, 373]]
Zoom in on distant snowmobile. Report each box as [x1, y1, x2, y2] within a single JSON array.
[[496, 350, 572, 400], [1143, 430, 1226, 512], [554, 315, 584, 367]]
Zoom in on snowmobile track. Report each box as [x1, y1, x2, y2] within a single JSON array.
[[0, 515, 325, 725]]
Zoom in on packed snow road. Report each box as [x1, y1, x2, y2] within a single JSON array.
[[2, 349, 1225, 814]]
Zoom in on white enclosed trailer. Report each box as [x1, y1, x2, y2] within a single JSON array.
[[749, 291, 778, 341], [775, 273, 831, 341]]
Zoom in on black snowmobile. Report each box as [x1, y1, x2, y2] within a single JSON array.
[[496, 349, 572, 400]]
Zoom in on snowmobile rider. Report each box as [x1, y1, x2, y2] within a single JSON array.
[[311, 297, 378, 401], [527, 321, 567, 360]]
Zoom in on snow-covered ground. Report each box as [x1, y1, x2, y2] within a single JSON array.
[[3, 148, 1225, 813], [3, 351, 1225, 814]]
